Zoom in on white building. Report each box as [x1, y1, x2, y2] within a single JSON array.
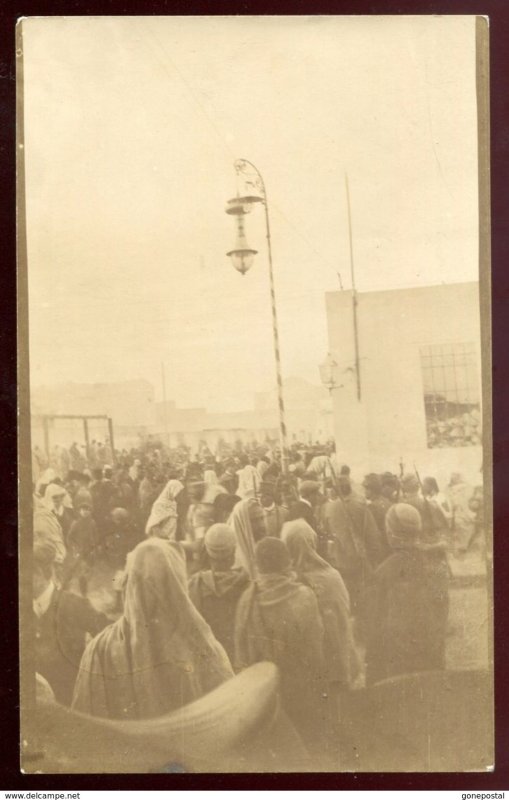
[[325, 282, 483, 487]]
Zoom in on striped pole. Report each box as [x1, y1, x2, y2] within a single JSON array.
[[232, 160, 289, 474], [262, 196, 289, 475]]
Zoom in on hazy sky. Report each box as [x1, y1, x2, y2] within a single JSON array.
[[22, 15, 479, 412]]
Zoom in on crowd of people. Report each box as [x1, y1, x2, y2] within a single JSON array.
[[32, 438, 486, 760]]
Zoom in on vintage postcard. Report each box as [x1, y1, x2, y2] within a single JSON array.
[[17, 15, 492, 773]]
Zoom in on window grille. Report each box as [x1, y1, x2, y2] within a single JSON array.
[[420, 343, 481, 448]]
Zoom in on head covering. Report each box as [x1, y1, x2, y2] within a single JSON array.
[[423, 476, 439, 495], [72, 538, 233, 720], [44, 483, 66, 501], [43, 483, 67, 514], [255, 537, 291, 575], [128, 461, 141, 482], [145, 479, 184, 537], [281, 519, 320, 569], [256, 460, 270, 481], [66, 470, 83, 482], [401, 473, 420, 494], [236, 465, 260, 499], [363, 473, 382, 494], [76, 498, 92, 510], [39, 468, 57, 486], [381, 472, 399, 487], [204, 524, 236, 559], [281, 518, 352, 683], [214, 493, 241, 521], [33, 539, 58, 570], [449, 472, 464, 487], [33, 506, 66, 564], [228, 498, 258, 579], [338, 475, 352, 497], [111, 507, 130, 525], [282, 518, 350, 605], [299, 480, 321, 499], [385, 503, 422, 549], [204, 469, 219, 486], [259, 481, 276, 498]]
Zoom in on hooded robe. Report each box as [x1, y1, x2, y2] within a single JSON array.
[[72, 538, 233, 720]]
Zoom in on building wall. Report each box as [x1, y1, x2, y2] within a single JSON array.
[[325, 282, 483, 486]]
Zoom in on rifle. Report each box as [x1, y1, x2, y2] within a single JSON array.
[[413, 463, 434, 526]]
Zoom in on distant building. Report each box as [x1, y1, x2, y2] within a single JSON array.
[[31, 380, 156, 448], [31, 376, 333, 454], [325, 282, 483, 486], [153, 378, 332, 451]]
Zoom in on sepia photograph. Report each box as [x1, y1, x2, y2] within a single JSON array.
[[17, 14, 493, 774]]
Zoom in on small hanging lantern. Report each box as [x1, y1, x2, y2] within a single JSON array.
[[225, 196, 258, 275], [319, 353, 339, 392]]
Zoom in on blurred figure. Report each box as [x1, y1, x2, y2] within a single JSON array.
[[321, 483, 383, 614], [218, 459, 239, 495], [288, 451, 306, 479], [90, 467, 116, 528], [363, 503, 449, 685], [145, 479, 185, 541], [204, 467, 219, 486], [287, 480, 323, 533], [66, 500, 99, 593], [138, 467, 159, 527], [282, 519, 359, 689], [259, 481, 288, 538], [213, 492, 241, 524], [128, 458, 142, 487], [184, 480, 227, 569], [308, 451, 336, 491], [277, 478, 299, 511], [446, 472, 476, 554], [72, 539, 233, 719], [422, 476, 453, 527], [256, 459, 270, 484], [105, 507, 141, 566], [236, 459, 260, 499], [68, 500, 99, 564], [72, 472, 93, 511], [400, 473, 450, 548], [34, 540, 108, 706], [229, 498, 268, 579], [468, 485, 487, 556], [380, 472, 401, 503], [111, 467, 136, 513], [234, 537, 327, 752], [188, 524, 250, 663], [34, 483, 68, 568], [362, 473, 392, 558]]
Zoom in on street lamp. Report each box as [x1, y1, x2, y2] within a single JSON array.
[[225, 159, 289, 474], [319, 353, 340, 393], [225, 197, 258, 275]]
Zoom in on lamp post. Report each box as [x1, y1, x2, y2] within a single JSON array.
[[319, 353, 340, 393], [225, 159, 289, 475]]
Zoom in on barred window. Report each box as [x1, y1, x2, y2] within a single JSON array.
[[420, 343, 481, 448]]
